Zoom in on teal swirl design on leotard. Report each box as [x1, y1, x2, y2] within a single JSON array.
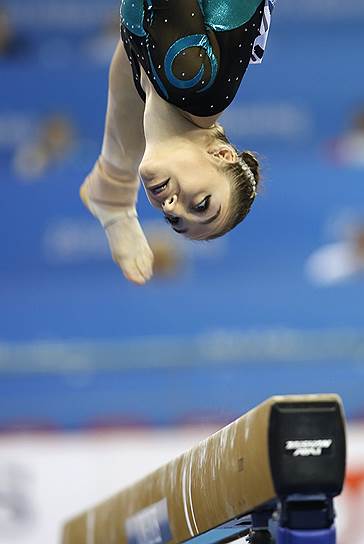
[[164, 34, 218, 92], [120, 0, 262, 97]]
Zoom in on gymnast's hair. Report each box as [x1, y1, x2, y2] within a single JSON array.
[[206, 124, 261, 241]]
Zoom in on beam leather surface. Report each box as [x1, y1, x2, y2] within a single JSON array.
[[62, 394, 343, 544]]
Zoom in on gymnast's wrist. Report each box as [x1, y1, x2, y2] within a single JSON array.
[[102, 206, 138, 230], [87, 198, 138, 230], [98, 154, 138, 184]]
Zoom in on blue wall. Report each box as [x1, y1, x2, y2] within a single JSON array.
[[1, 0, 364, 428]]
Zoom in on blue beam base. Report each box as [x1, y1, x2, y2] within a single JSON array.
[[277, 526, 336, 544]]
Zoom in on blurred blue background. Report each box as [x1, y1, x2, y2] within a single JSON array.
[[1, 0, 364, 430]]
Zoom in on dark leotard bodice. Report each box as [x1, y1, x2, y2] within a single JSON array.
[[120, 0, 274, 117]]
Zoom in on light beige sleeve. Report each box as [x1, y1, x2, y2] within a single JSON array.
[[84, 40, 145, 209]]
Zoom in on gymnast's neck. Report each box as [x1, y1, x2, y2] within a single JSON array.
[[140, 67, 221, 141]]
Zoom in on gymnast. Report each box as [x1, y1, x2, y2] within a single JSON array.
[[81, 0, 275, 284]]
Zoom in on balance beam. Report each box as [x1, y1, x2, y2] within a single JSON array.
[[62, 394, 346, 544]]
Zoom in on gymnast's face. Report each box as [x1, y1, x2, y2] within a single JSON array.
[[139, 142, 235, 239]]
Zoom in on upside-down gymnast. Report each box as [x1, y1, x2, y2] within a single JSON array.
[[81, 0, 275, 284]]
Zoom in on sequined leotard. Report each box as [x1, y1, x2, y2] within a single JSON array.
[[120, 0, 274, 117]]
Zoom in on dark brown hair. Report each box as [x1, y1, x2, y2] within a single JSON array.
[[206, 125, 261, 240]]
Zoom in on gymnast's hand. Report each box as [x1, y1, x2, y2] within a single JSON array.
[[80, 159, 154, 285], [104, 212, 154, 285]]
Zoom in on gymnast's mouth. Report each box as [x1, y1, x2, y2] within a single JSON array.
[[148, 178, 170, 196]]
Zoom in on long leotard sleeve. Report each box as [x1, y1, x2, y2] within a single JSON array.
[[80, 40, 154, 285], [83, 40, 145, 212]]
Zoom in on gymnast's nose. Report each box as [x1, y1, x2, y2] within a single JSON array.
[[162, 194, 177, 212]]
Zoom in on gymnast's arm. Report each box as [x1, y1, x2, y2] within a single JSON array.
[[81, 40, 154, 285]]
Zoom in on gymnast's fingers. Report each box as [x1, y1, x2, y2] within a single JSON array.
[[118, 258, 147, 285], [136, 253, 153, 281]]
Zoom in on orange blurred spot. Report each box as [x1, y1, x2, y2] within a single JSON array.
[[345, 469, 364, 492]]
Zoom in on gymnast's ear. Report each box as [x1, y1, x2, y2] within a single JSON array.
[[208, 145, 238, 164]]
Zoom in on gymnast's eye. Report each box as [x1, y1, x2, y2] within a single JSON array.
[[164, 215, 180, 226], [193, 195, 211, 213]]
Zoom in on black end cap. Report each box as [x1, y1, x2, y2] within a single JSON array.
[[268, 400, 346, 497]]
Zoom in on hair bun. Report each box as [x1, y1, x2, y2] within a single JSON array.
[[240, 150, 260, 187]]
